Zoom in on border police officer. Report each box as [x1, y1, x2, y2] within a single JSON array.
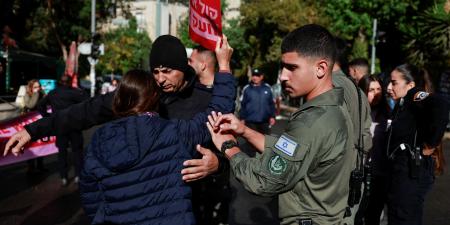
[[203, 24, 356, 225]]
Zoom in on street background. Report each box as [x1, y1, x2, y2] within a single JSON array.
[[0, 118, 449, 225]]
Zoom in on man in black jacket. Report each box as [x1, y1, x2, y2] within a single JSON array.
[[37, 75, 89, 186], [4, 35, 234, 224]]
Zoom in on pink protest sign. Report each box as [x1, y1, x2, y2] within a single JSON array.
[[0, 111, 57, 166]]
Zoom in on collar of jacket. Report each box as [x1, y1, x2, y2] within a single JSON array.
[[333, 69, 357, 83], [250, 81, 265, 87], [194, 78, 213, 92], [293, 87, 344, 117], [160, 66, 197, 105], [404, 87, 421, 102]]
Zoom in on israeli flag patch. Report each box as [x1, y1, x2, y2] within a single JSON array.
[[275, 135, 298, 156]]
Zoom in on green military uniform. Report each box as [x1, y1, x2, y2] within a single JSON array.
[[332, 70, 372, 152], [332, 70, 372, 224], [230, 87, 355, 225]]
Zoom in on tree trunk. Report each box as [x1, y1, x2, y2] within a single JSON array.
[[46, 0, 67, 61]]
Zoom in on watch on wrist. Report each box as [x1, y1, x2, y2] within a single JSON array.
[[221, 140, 238, 154]]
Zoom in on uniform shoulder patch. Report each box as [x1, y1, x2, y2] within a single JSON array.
[[268, 154, 288, 175], [275, 135, 298, 156], [414, 91, 429, 101]]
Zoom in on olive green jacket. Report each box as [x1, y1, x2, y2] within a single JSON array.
[[332, 70, 372, 152], [230, 87, 355, 225]]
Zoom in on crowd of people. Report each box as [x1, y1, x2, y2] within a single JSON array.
[[2, 23, 450, 225]]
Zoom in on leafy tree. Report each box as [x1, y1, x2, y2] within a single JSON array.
[[223, 18, 250, 76], [238, 0, 326, 83], [178, 14, 196, 48], [403, 1, 450, 71], [3, 0, 131, 59], [320, 0, 439, 72], [97, 18, 152, 76]]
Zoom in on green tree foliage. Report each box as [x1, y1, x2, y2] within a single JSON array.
[[180, 0, 448, 80], [178, 14, 196, 48], [11, 0, 130, 58], [321, 0, 444, 72], [97, 18, 152, 75], [237, 0, 326, 83], [223, 18, 250, 76], [403, 2, 450, 70]]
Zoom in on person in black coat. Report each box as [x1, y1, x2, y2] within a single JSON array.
[[37, 75, 89, 186], [386, 64, 449, 225]]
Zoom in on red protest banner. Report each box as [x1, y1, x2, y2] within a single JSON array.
[[0, 111, 57, 167], [189, 0, 222, 50]]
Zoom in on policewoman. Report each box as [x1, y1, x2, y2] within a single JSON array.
[[386, 64, 449, 225]]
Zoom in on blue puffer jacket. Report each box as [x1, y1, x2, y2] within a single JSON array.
[[79, 73, 236, 225]]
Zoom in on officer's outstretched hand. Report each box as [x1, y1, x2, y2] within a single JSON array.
[[215, 34, 233, 72], [181, 145, 219, 182], [208, 111, 246, 136], [4, 129, 32, 156]]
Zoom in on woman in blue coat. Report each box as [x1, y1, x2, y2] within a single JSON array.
[[79, 68, 235, 225]]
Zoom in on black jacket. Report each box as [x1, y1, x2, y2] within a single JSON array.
[[37, 86, 89, 116], [25, 71, 232, 138], [387, 87, 449, 157]]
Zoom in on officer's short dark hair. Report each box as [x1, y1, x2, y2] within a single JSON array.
[[193, 45, 216, 67], [281, 24, 336, 65], [349, 58, 369, 69]]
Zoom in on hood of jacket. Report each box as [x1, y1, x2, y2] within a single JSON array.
[[92, 114, 167, 172]]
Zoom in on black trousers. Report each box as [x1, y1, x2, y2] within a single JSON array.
[[56, 131, 84, 178], [27, 157, 44, 170], [387, 155, 434, 225], [364, 174, 389, 225]]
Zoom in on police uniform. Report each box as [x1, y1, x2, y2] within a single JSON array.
[[230, 87, 355, 225], [387, 87, 449, 225]]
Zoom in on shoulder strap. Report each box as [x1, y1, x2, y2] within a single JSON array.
[[351, 77, 365, 171]]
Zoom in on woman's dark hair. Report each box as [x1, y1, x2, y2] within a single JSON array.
[[394, 64, 434, 92], [358, 74, 389, 110], [112, 69, 160, 117], [358, 74, 382, 96]]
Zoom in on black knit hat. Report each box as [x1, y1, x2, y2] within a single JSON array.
[[150, 35, 189, 73]]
